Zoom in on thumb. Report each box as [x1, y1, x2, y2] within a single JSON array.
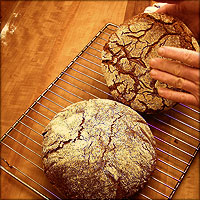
[[156, 3, 178, 16]]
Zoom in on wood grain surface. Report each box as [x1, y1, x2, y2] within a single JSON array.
[[1, 1, 199, 199]]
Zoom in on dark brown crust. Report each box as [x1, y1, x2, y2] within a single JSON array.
[[42, 99, 157, 199], [101, 13, 199, 114]]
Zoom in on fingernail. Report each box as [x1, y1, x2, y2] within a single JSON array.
[[158, 47, 165, 56], [150, 69, 157, 77]]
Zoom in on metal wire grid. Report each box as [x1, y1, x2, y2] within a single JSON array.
[[1, 23, 199, 200]]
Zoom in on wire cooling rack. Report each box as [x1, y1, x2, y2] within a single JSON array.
[[1, 23, 199, 200]]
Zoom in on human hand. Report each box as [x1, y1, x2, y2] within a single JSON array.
[[154, 0, 199, 41], [144, 3, 167, 13], [149, 46, 200, 107]]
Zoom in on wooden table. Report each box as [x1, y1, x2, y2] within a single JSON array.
[[1, 1, 199, 199]]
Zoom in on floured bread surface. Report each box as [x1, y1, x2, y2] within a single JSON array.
[[42, 99, 157, 199], [102, 13, 199, 114]]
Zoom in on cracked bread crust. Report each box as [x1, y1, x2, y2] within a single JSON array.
[[102, 13, 199, 114], [42, 99, 157, 199]]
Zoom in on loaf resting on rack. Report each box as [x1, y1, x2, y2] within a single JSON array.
[[101, 12, 199, 114], [42, 99, 157, 199]]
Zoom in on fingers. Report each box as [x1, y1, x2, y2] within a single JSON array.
[[155, 2, 200, 40], [149, 1, 181, 17], [157, 47, 200, 68], [149, 46, 200, 106], [155, 3, 179, 15], [150, 58, 199, 82], [154, 0, 181, 3], [150, 69, 198, 94], [144, 6, 160, 13], [158, 88, 199, 106], [144, 2, 168, 13]]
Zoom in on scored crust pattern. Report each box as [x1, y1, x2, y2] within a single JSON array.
[[42, 99, 157, 199], [102, 13, 199, 114]]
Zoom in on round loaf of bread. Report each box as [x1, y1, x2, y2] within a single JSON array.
[[102, 12, 199, 114], [42, 99, 156, 199]]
